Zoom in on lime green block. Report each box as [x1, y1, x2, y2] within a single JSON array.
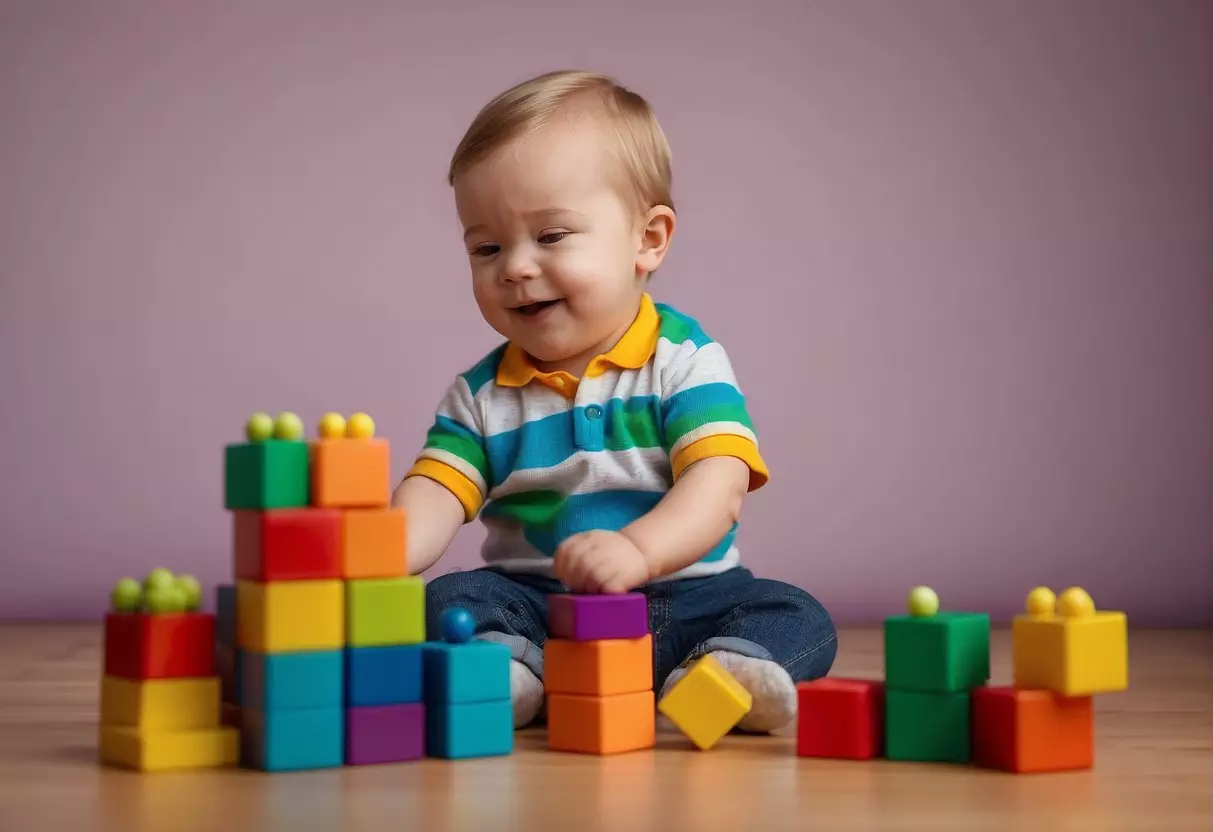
[[884, 611, 989, 692], [224, 440, 310, 510], [347, 577, 425, 646], [885, 689, 971, 763]]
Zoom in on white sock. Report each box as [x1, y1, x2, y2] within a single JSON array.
[[509, 659, 545, 728], [660, 650, 797, 734]]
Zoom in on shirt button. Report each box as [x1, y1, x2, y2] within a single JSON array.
[[586, 405, 602, 419]]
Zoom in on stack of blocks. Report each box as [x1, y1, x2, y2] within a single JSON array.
[[220, 410, 426, 770], [544, 593, 657, 754], [100, 581, 239, 771], [795, 584, 1128, 773]]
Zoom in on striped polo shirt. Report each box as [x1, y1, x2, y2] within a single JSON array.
[[405, 292, 769, 581]]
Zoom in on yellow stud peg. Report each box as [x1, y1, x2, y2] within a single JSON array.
[[245, 412, 274, 442], [273, 411, 304, 441], [1025, 586, 1056, 616], [346, 412, 375, 439], [318, 412, 346, 439], [1057, 587, 1095, 618], [906, 585, 939, 617]]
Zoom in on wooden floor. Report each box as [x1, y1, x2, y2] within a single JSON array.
[[0, 625, 1209, 831]]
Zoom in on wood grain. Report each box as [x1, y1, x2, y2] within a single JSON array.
[[0, 624, 1209, 831]]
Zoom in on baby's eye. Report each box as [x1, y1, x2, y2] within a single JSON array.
[[538, 231, 569, 245], [471, 243, 500, 257]]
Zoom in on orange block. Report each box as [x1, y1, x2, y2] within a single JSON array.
[[544, 634, 653, 696], [547, 691, 655, 754], [311, 438, 390, 508], [972, 685, 1093, 773], [342, 508, 407, 577]]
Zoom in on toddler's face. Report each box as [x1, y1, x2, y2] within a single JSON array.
[[453, 113, 656, 373]]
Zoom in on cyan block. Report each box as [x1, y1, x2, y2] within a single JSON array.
[[242, 706, 344, 771], [216, 584, 237, 648], [426, 699, 513, 759], [241, 649, 343, 711], [422, 640, 511, 704], [346, 645, 424, 707]]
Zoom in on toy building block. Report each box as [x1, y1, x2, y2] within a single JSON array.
[[241, 650, 343, 711], [547, 690, 655, 755], [796, 678, 884, 759], [241, 706, 344, 771], [347, 644, 424, 707], [884, 689, 971, 763], [972, 685, 1093, 773], [233, 508, 342, 581], [214, 583, 241, 705], [341, 507, 407, 578], [215, 584, 237, 648], [423, 607, 512, 759], [105, 612, 215, 680], [214, 642, 241, 705], [657, 654, 752, 750], [100, 676, 221, 732], [884, 590, 990, 692], [346, 703, 425, 765], [100, 725, 240, 772], [548, 592, 648, 641], [544, 634, 653, 696], [311, 412, 390, 508], [1012, 586, 1128, 696], [236, 578, 344, 653], [224, 412, 310, 510], [346, 576, 425, 647]]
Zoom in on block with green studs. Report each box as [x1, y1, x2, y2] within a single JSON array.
[[885, 688, 971, 763], [884, 610, 990, 692], [346, 577, 425, 646]]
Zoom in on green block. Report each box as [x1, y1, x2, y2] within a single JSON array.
[[224, 440, 310, 510], [884, 611, 990, 692], [347, 577, 425, 646], [885, 689, 970, 763]]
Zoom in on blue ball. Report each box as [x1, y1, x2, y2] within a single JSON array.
[[441, 606, 475, 644]]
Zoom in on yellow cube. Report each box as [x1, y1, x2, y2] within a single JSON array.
[[237, 578, 344, 652], [1012, 586, 1128, 696], [657, 654, 752, 750], [99, 725, 239, 771], [100, 676, 220, 731]]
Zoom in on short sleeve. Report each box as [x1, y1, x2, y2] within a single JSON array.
[[660, 342, 769, 491], [404, 376, 491, 521]]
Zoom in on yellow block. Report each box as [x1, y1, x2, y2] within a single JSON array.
[[99, 725, 239, 771], [100, 676, 220, 731], [657, 654, 752, 750], [237, 578, 344, 652], [1013, 610, 1128, 696]]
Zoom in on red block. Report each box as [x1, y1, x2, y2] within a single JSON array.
[[104, 612, 215, 680], [233, 509, 342, 581], [972, 685, 1094, 773], [796, 678, 884, 759]]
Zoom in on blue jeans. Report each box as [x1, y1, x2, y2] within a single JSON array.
[[424, 566, 838, 699]]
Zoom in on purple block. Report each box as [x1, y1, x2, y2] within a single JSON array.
[[345, 703, 425, 765], [548, 593, 649, 641]]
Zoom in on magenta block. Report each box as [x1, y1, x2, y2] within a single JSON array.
[[547, 592, 649, 641], [345, 703, 424, 765]]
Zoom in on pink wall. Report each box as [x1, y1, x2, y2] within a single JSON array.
[[2, 1, 1210, 625]]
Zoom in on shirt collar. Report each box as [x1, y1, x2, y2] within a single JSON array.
[[496, 292, 659, 387]]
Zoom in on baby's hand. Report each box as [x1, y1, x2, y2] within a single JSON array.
[[553, 530, 650, 594]]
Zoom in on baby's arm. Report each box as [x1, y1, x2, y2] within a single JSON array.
[[394, 375, 490, 576]]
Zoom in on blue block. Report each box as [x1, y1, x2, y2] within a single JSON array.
[[242, 707, 344, 771], [422, 640, 510, 704], [346, 645, 423, 706], [426, 699, 513, 759], [215, 642, 242, 705], [216, 584, 237, 647], [241, 650, 343, 711]]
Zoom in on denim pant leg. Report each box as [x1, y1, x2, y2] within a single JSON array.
[[424, 568, 565, 679], [661, 567, 838, 690]]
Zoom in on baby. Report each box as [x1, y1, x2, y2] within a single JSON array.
[[392, 69, 837, 733]]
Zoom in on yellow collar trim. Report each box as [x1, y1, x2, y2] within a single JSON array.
[[496, 293, 659, 387]]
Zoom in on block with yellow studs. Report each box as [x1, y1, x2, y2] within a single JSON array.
[[1012, 586, 1128, 696], [311, 411, 391, 509], [657, 654, 753, 750]]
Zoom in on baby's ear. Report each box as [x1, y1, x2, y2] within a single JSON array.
[[636, 205, 676, 273]]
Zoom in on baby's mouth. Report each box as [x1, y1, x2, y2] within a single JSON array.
[[514, 299, 562, 317]]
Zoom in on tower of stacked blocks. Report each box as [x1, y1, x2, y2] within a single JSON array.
[[99, 569, 239, 771], [795, 584, 1128, 773], [544, 593, 657, 754]]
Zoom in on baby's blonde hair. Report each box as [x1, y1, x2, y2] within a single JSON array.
[[448, 69, 674, 217]]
